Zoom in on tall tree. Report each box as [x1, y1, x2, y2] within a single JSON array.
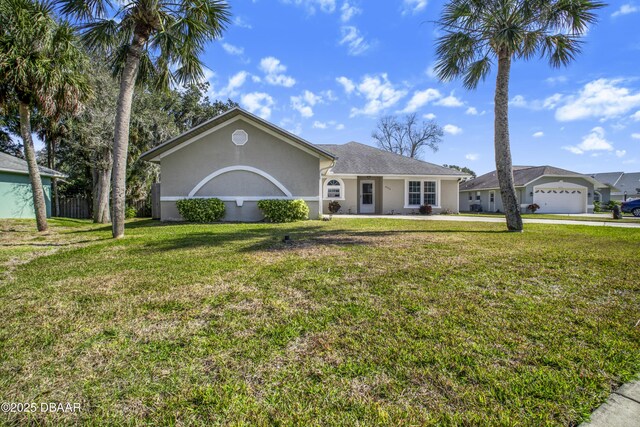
[[443, 164, 476, 178], [372, 113, 443, 159], [0, 0, 90, 231], [434, 0, 604, 231], [58, 0, 231, 238]]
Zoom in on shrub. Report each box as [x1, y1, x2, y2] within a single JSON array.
[[419, 204, 432, 215], [176, 198, 225, 222], [328, 200, 341, 214], [257, 199, 309, 223], [527, 203, 540, 213], [125, 206, 137, 219], [594, 201, 601, 213], [605, 200, 620, 211]]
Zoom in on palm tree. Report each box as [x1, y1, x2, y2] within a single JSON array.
[[57, 0, 231, 238], [434, 0, 604, 231], [0, 0, 90, 232]]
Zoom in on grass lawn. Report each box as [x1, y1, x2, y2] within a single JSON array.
[[1, 218, 639, 425]]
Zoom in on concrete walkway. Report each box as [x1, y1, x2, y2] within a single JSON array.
[[332, 214, 640, 228], [581, 381, 640, 426]]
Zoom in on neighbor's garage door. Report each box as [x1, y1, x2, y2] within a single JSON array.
[[533, 187, 586, 214]]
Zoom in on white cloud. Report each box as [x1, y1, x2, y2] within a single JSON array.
[[510, 93, 564, 110], [336, 76, 355, 94], [233, 16, 252, 29], [632, 133, 640, 139], [465, 153, 479, 161], [340, 1, 361, 22], [313, 120, 344, 130], [291, 90, 322, 118], [425, 63, 437, 79], [259, 57, 296, 87], [562, 127, 614, 154], [444, 124, 463, 135], [280, 118, 303, 135], [211, 71, 248, 98], [222, 43, 244, 56], [339, 26, 372, 56], [616, 150, 627, 158], [281, 0, 336, 14], [555, 79, 640, 122], [612, 4, 639, 17], [402, 0, 428, 15], [545, 76, 568, 85], [400, 89, 464, 112], [435, 94, 464, 107], [241, 92, 275, 119], [423, 113, 436, 120], [632, 111, 640, 121], [465, 107, 478, 115], [349, 73, 408, 116], [532, 131, 544, 138], [401, 88, 441, 113], [510, 95, 528, 107]]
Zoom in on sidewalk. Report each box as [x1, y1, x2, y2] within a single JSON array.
[[332, 214, 640, 228], [581, 381, 640, 426]]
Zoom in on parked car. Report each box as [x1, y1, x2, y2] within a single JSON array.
[[621, 199, 640, 217]]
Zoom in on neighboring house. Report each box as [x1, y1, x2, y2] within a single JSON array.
[[0, 151, 64, 219], [140, 108, 467, 222], [459, 165, 607, 214], [590, 172, 640, 202]]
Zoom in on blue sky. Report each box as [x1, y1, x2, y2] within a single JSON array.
[[203, 1, 638, 174]]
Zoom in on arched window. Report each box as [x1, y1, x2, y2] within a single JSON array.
[[325, 179, 343, 199]]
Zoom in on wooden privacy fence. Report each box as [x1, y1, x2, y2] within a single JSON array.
[[57, 196, 90, 219], [57, 196, 151, 219]]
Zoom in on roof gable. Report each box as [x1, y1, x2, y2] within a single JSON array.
[[140, 107, 336, 163], [319, 142, 468, 176]]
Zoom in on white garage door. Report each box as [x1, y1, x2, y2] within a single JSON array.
[[533, 187, 586, 214]]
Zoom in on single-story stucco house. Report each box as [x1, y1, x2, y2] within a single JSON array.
[[0, 151, 64, 219], [590, 172, 640, 203], [140, 108, 468, 221], [459, 165, 607, 214]]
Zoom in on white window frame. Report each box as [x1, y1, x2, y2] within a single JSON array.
[[404, 179, 440, 208], [323, 177, 345, 200]]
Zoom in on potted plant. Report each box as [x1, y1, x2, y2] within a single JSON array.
[[419, 204, 433, 215], [526, 203, 540, 213], [328, 200, 341, 214]]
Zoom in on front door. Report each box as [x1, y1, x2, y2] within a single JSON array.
[[360, 180, 375, 214]]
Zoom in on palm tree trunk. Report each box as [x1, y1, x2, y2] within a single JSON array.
[[19, 102, 48, 231], [111, 33, 145, 238], [93, 147, 112, 223], [494, 51, 523, 232]]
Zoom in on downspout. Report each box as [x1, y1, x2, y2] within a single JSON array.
[[319, 159, 336, 219]]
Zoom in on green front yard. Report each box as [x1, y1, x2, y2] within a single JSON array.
[[1, 218, 639, 425]]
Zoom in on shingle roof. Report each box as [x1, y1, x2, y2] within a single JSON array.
[[610, 172, 640, 195], [460, 165, 602, 191], [318, 142, 468, 176], [0, 151, 65, 178], [589, 172, 624, 188]]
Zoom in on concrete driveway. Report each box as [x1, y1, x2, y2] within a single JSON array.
[[333, 214, 640, 228]]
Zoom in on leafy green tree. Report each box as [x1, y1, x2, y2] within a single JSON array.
[[0, 0, 90, 231], [434, 0, 604, 231], [443, 164, 476, 178], [58, 0, 231, 238]]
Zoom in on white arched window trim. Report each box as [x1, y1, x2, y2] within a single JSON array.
[[188, 165, 292, 198], [323, 178, 345, 200]]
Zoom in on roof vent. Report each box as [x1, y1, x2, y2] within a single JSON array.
[[232, 130, 248, 146]]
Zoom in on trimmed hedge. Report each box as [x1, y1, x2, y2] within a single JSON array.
[[176, 198, 226, 222], [257, 199, 309, 223]]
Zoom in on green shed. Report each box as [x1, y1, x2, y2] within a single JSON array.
[[0, 152, 65, 219]]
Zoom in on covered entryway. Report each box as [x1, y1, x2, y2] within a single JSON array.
[[533, 182, 587, 214]]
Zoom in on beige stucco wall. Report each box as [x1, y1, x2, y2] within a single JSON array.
[[322, 178, 358, 214], [159, 118, 322, 221], [322, 177, 460, 215]]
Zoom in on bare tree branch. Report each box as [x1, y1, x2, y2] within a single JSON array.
[[372, 113, 443, 159]]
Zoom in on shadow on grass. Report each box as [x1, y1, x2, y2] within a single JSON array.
[[127, 224, 508, 254]]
